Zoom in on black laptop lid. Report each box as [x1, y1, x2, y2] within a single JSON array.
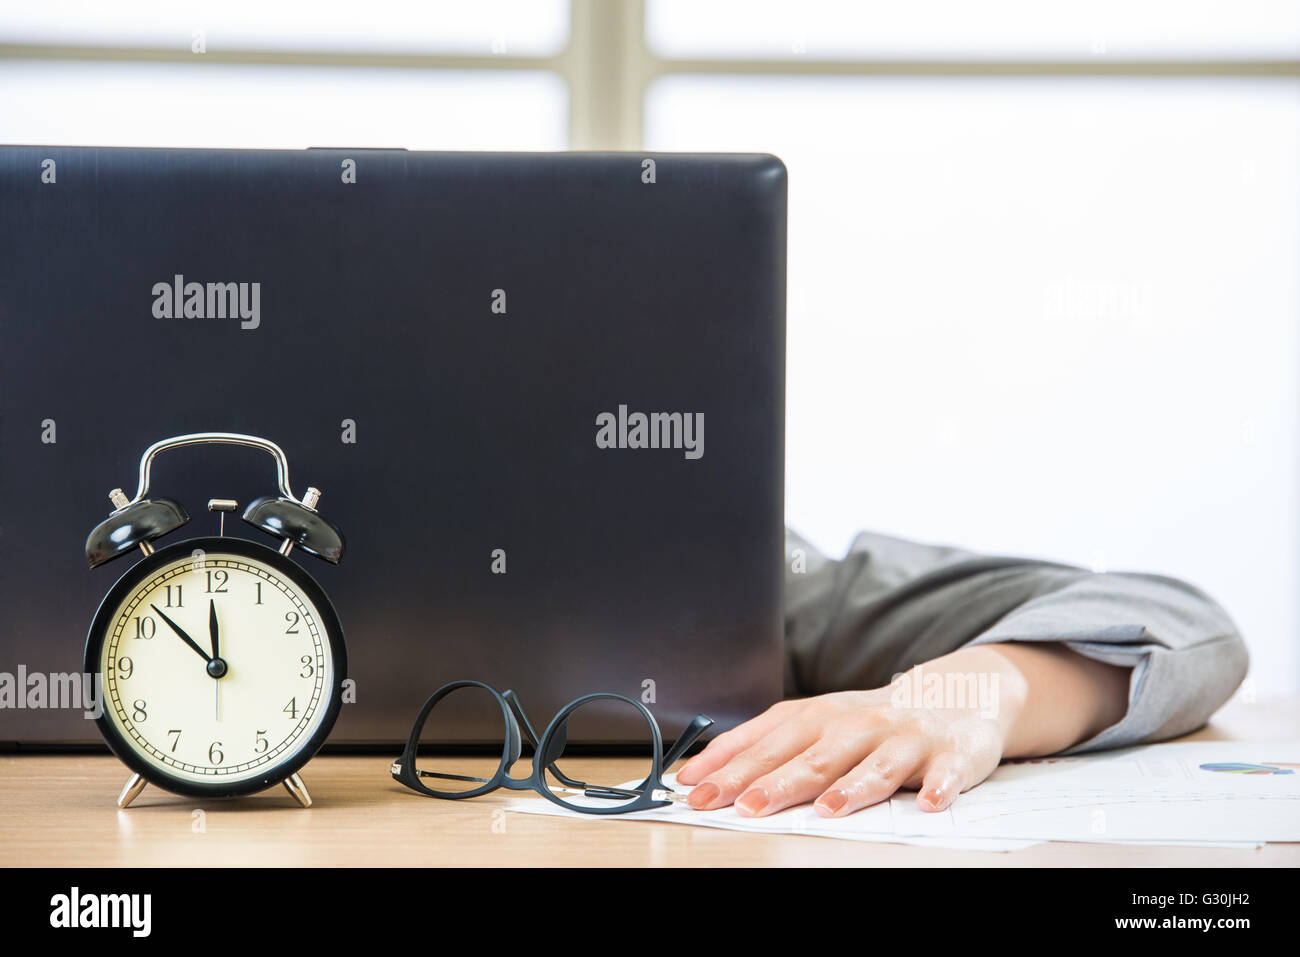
[[0, 147, 786, 746]]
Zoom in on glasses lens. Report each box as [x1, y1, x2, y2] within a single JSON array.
[[413, 684, 508, 796], [541, 697, 658, 812]]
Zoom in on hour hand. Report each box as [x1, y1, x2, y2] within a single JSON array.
[[150, 605, 212, 663], [209, 598, 220, 660]]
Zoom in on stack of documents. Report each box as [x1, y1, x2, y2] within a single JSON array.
[[508, 740, 1300, 851]]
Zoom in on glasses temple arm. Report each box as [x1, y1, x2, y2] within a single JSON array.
[[415, 769, 493, 785], [627, 713, 715, 795], [661, 715, 714, 771]]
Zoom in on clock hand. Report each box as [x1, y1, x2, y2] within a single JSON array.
[[150, 605, 212, 664], [209, 598, 220, 660], [211, 599, 222, 721]]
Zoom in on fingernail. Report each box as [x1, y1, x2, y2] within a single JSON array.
[[919, 787, 944, 812], [815, 789, 847, 817], [688, 781, 719, 809], [735, 787, 769, 816], [677, 758, 697, 779]]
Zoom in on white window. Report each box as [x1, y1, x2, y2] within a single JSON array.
[[644, 2, 1300, 694], [0, 60, 567, 149], [0, 0, 570, 55], [0, 0, 570, 149]]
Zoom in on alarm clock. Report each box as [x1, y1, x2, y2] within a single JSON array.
[[83, 432, 348, 809]]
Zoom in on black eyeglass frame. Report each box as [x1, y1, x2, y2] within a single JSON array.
[[390, 679, 714, 815]]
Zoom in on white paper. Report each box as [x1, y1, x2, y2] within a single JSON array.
[[892, 740, 1300, 845], [507, 740, 1300, 851], [509, 773, 1037, 851]]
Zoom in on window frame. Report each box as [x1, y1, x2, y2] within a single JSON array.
[[1, 0, 1296, 148]]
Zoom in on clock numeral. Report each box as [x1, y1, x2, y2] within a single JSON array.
[[208, 741, 224, 765], [131, 699, 147, 722], [164, 584, 183, 607], [132, 616, 156, 640], [168, 729, 181, 752], [285, 612, 300, 635], [117, 656, 134, 679], [299, 655, 314, 678], [205, 569, 229, 594], [254, 730, 269, 753], [283, 697, 298, 720], [255, 581, 263, 605]]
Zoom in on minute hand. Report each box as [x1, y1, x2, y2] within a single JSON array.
[[150, 605, 213, 663]]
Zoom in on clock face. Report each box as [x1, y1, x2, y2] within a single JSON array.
[[87, 537, 345, 796]]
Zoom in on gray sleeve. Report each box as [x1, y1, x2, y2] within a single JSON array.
[[783, 528, 1248, 754]]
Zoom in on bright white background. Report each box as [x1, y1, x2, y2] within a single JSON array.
[[641, 2, 1300, 694], [0, 60, 568, 150], [2, 1, 1298, 692], [0, 0, 571, 55], [647, 0, 1300, 60], [647, 76, 1300, 694]]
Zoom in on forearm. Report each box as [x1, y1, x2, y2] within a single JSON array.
[[909, 642, 1130, 757], [786, 529, 1248, 752]]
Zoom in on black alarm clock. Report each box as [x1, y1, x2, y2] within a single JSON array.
[[83, 433, 348, 809]]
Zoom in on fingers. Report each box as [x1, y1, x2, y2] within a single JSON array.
[[916, 750, 977, 812], [676, 699, 803, 786], [730, 718, 888, 816], [812, 735, 929, 818], [685, 715, 823, 810], [680, 696, 1006, 818]]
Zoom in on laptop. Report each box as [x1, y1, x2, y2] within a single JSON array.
[[0, 146, 786, 747]]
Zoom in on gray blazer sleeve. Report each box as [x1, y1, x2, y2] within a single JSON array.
[[784, 528, 1248, 754]]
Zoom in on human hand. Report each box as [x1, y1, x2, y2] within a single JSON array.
[[675, 643, 1049, 817], [674, 690, 1010, 818], [675, 642, 1128, 817]]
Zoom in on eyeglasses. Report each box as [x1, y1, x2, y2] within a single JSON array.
[[390, 680, 714, 814]]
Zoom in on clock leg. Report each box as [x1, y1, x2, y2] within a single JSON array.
[[117, 773, 147, 809], [283, 773, 312, 808]]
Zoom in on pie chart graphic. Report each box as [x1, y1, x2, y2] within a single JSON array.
[[1199, 762, 1298, 775]]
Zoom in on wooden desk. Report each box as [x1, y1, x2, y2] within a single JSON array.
[[2, 698, 1297, 867]]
